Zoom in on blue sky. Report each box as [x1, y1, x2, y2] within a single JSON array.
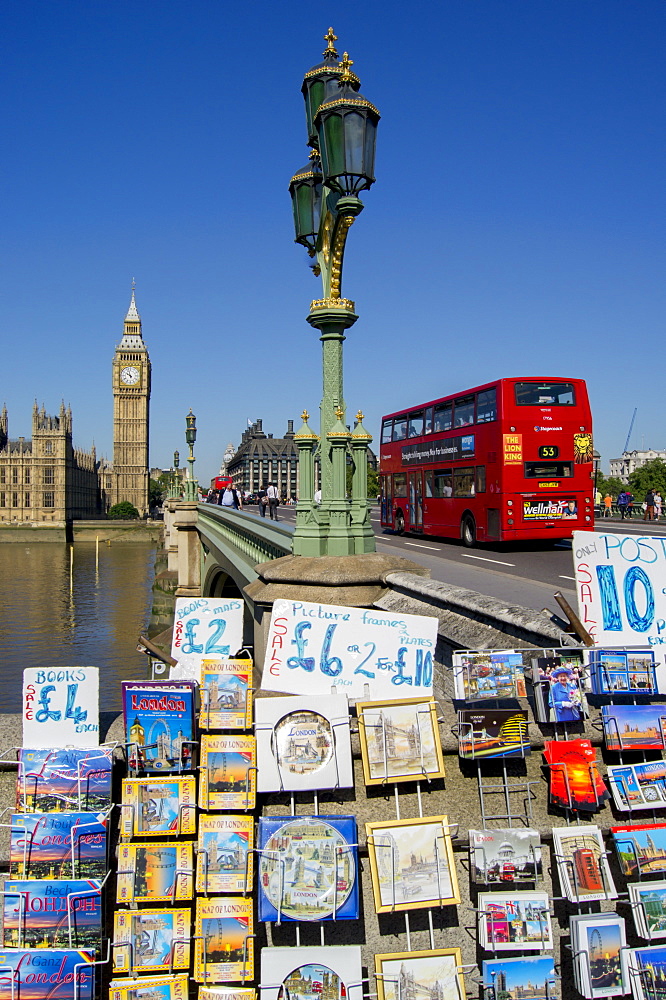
[[3, 0, 664, 481]]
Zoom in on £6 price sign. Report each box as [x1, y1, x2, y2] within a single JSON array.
[[171, 596, 245, 679], [261, 599, 438, 701], [23, 667, 99, 748], [574, 530, 666, 646]]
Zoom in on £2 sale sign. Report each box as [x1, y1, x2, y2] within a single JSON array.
[[573, 530, 666, 646], [171, 596, 244, 679], [23, 667, 99, 747], [261, 599, 438, 701]]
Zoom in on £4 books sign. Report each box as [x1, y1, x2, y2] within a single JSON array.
[[23, 667, 99, 747], [261, 599, 438, 700], [574, 530, 666, 646]]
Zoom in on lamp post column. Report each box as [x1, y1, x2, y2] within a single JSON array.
[[349, 412, 375, 553], [293, 411, 321, 556]]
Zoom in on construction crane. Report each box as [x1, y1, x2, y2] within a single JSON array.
[[623, 408, 637, 454]]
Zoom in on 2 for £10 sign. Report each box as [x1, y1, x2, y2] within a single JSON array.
[[23, 667, 99, 748], [574, 530, 666, 646], [261, 599, 438, 701]]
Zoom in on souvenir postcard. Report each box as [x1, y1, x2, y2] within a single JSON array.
[[544, 739, 608, 812], [259, 947, 363, 1000], [629, 880, 666, 939], [452, 650, 526, 701], [570, 913, 627, 998], [196, 815, 253, 894], [17, 746, 113, 813], [121, 776, 197, 837], [587, 648, 659, 695], [477, 891, 552, 951], [357, 697, 445, 786], [122, 680, 196, 773], [469, 828, 542, 883], [10, 812, 107, 879], [199, 735, 256, 811], [457, 709, 530, 759], [0, 948, 95, 1000], [255, 695, 353, 793], [366, 815, 459, 913], [113, 907, 191, 973], [199, 991, 255, 1000], [612, 823, 666, 876], [481, 957, 557, 1000], [530, 657, 588, 724], [116, 842, 194, 903], [257, 815, 358, 922], [628, 945, 666, 1000], [607, 760, 666, 811], [109, 975, 190, 1000], [602, 704, 666, 751], [376, 948, 465, 1000], [2, 878, 101, 950], [552, 826, 616, 903], [200, 657, 253, 730], [194, 897, 254, 983]]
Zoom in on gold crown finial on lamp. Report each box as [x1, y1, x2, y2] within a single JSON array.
[[356, 410, 364, 423], [335, 405, 344, 420], [339, 52, 354, 83], [324, 27, 338, 59], [301, 409, 309, 422]]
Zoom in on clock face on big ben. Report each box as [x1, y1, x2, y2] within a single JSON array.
[[120, 365, 140, 386]]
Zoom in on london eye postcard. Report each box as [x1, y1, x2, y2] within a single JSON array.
[[122, 681, 196, 773], [17, 746, 113, 813], [121, 777, 197, 838]]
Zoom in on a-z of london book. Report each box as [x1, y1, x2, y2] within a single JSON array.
[[0, 949, 95, 1000], [109, 975, 190, 1000], [197, 815, 254, 894], [121, 777, 197, 838], [199, 735, 256, 811], [194, 897, 254, 983], [113, 908, 191, 974], [457, 709, 530, 759], [17, 747, 112, 813], [2, 878, 101, 951], [10, 812, 107, 879], [116, 843, 194, 903], [200, 658, 253, 730], [122, 681, 196, 773]]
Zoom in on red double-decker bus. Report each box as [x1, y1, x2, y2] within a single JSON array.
[[379, 377, 594, 545]]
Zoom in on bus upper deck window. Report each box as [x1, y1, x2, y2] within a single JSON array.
[[476, 389, 497, 423], [454, 395, 475, 427], [407, 411, 425, 437], [393, 419, 407, 442], [433, 402, 452, 432], [381, 421, 393, 444]]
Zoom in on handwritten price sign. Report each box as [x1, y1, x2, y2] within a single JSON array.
[[261, 599, 438, 701], [574, 530, 666, 646], [23, 667, 99, 747], [170, 596, 245, 679]]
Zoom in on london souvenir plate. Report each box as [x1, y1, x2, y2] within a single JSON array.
[[274, 711, 334, 775], [257, 815, 358, 922]]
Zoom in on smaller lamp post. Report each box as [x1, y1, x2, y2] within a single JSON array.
[[183, 410, 198, 501], [169, 450, 180, 498], [593, 449, 601, 513]]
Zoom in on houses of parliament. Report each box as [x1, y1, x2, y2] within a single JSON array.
[[0, 290, 151, 526]]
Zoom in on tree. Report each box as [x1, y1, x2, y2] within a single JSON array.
[[628, 458, 666, 500], [346, 461, 379, 499], [596, 474, 625, 499], [149, 477, 167, 507], [108, 501, 140, 520]]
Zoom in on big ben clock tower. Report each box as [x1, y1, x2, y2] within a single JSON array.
[[112, 285, 151, 515]]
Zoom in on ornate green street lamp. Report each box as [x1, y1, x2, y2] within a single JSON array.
[[289, 29, 379, 556], [183, 410, 198, 501], [169, 450, 180, 499]]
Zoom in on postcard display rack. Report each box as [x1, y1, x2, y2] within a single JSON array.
[[0, 666, 111, 1000]]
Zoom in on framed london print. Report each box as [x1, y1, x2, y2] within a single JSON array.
[[365, 816, 459, 913], [357, 697, 445, 786], [375, 949, 465, 1000], [257, 815, 358, 922], [255, 695, 353, 793]]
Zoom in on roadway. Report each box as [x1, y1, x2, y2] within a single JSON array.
[[250, 505, 664, 618]]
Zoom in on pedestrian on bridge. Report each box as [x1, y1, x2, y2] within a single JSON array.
[[267, 482, 279, 520], [603, 494, 613, 517]]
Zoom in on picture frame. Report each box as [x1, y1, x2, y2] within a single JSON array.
[[357, 697, 445, 786], [375, 949, 465, 1000], [255, 695, 353, 793], [365, 815, 460, 913], [259, 947, 363, 1000]]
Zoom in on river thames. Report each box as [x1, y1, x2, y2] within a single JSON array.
[[0, 542, 156, 713]]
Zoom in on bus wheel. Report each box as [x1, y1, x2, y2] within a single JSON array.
[[395, 511, 405, 535], [461, 515, 476, 547]]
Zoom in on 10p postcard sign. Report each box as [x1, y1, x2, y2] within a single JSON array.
[[261, 598, 438, 700], [574, 529, 666, 646], [23, 667, 99, 747], [170, 596, 245, 679]]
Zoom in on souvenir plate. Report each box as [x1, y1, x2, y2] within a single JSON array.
[[274, 711, 334, 776]]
